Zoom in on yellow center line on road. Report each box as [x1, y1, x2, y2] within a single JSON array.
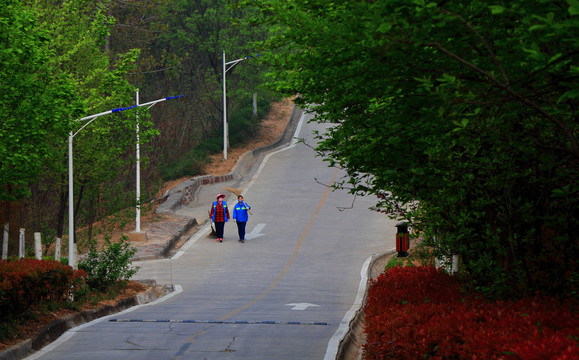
[[172, 168, 339, 359]]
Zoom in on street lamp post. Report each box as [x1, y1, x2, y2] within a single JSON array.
[[68, 95, 183, 268], [222, 51, 260, 159], [136, 90, 141, 233]]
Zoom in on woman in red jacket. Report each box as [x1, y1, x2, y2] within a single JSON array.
[[210, 194, 230, 243]]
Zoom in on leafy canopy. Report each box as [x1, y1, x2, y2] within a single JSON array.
[[0, 0, 83, 201], [253, 0, 579, 297]]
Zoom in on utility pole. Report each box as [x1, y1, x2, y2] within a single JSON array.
[[68, 95, 183, 268], [222, 51, 261, 159]]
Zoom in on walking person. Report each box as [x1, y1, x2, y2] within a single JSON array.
[[232, 195, 251, 243], [210, 194, 230, 243]]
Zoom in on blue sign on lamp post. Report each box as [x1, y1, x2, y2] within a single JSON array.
[[68, 94, 183, 268]]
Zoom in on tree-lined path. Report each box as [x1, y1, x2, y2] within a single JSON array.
[[28, 113, 397, 360]]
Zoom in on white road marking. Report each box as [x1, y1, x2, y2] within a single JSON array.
[[171, 223, 212, 259], [285, 303, 320, 311], [323, 251, 394, 360], [245, 223, 266, 240]]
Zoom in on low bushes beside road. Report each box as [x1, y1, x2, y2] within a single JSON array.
[[363, 266, 579, 359], [0, 259, 86, 318], [0, 236, 139, 348]]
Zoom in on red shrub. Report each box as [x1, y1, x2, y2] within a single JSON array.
[[0, 259, 86, 318], [363, 266, 579, 359]]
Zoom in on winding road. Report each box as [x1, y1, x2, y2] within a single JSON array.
[[28, 113, 397, 360]]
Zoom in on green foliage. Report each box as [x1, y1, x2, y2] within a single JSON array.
[[2, 0, 274, 254], [136, 0, 270, 138], [78, 235, 139, 291], [0, 0, 83, 201], [157, 130, 222, 181], [385, 255, 412, 270], [158, 147, 212, 181], [229, 93, 273, 147], [157, 91, 275, 181], [24, 0, 159, 243], [196, 136, 223, 155], [255, 0, 579, 297], [1, 0, 158, 255]]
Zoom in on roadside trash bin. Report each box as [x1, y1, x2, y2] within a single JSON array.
[[395, 221, 410, 257]]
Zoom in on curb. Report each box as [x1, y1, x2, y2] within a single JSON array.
[[132, 217, 198, 261], [335, 251, 396, 360], [156, 174, 235, 214], [0, 282, 173, 360], [159, 218, 197, 258]]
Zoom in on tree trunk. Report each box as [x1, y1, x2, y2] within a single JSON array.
[[56, 185, 67, 239], [73, 184, 85, 244], [253, 92, 258, 119]]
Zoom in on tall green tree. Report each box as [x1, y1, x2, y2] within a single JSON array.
[[0, 0, 83, 202], [26, 0, 149, 242], [254, 0, 579, 297], [2, 0, 155, 247]]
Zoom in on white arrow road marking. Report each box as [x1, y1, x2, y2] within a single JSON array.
[[285, 303, 320, 311], [245, 223, 266, 240]]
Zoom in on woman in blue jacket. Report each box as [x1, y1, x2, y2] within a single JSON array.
[[232, 195, 251, 243]]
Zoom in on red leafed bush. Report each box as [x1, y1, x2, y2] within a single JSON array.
[[363, 266, 579, 359], [0, 259, 86, 318]]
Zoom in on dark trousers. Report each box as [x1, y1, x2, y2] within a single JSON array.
[[215, 222, 225, 239], [236, 221, 247, 240]]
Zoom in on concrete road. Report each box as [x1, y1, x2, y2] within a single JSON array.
[[28, 113, 397, 360]]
